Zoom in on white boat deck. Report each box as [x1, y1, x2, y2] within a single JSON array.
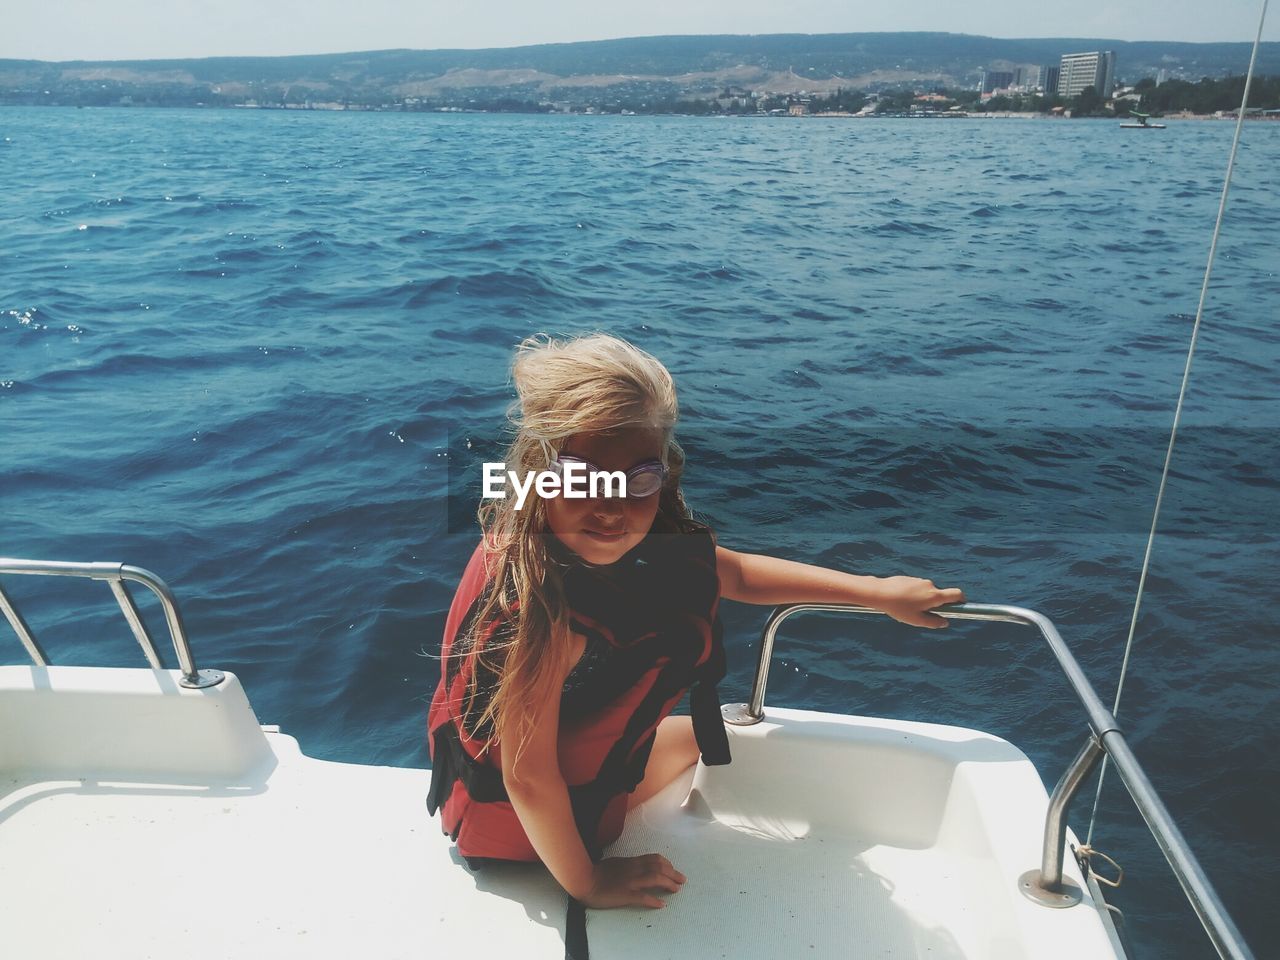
[[0, 665, 1125, 959]]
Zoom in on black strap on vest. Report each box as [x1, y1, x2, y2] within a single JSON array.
[[565, 897, 589, 960]]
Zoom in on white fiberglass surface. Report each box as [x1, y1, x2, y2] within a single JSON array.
[[0, 670, 1123, 959], [588, 709, 1123, 959]]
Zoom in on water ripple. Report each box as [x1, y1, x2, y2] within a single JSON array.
[[2, 108, 1277, 959]]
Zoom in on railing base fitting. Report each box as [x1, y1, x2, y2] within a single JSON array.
[[1019, 869, 1084, 908]]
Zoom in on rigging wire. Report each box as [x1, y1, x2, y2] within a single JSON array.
[[1084, 0, 1271, 848]]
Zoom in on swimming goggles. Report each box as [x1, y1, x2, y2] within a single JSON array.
[[549, 455, 668, 498]]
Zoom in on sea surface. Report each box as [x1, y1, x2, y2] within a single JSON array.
[[2, 106, 1277, 958]]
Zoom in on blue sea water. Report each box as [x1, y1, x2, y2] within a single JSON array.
[[2, 106, 1277, 957]]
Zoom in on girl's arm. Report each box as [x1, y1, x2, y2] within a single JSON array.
[[714, 545, 965, 628], [498, 646, 687, 909]]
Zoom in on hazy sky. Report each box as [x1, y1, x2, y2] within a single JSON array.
[[4, 0, 1276, 62]]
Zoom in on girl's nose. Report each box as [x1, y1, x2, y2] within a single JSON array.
[[590, 496, 624, 520]]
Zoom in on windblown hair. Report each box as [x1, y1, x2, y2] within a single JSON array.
[[457, 332, 693, 763]]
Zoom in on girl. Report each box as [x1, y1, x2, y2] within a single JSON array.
[[427, 332, 965, 917]]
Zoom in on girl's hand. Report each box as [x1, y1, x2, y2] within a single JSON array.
[[580, 854, 687, 909], [878, 576, 966, 629]]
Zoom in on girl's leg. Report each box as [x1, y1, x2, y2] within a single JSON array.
[[628, 715, 700, 809]]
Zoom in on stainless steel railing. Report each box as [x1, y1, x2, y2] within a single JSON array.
[[0, 558, 224, 689], [721, 601, 1254, 960]]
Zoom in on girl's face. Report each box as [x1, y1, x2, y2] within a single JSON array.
[[544, 426, 666, 567]]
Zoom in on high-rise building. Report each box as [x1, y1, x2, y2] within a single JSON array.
[[980, 69, 1015, 94], [1042, 65, 1061, 95], [1058, 51, 1117, 99]]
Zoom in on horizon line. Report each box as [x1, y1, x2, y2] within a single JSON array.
[[4, 30, 1276, 67]]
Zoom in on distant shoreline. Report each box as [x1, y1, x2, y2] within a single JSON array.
[[3, 32, 1276, 117], [1, 103, 1272, 121]]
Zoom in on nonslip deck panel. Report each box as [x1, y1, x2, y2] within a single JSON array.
[[590, 713, 1122, 959], [0, 748, 569, 960], [0, 668, 1126, 959]]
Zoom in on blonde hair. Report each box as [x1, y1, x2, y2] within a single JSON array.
[[456, 332, 693, 763]]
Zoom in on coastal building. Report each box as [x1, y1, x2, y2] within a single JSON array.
[[1011, 65, 1041, 92], [716, 86, 752, 111], [980, 69, 1015, 94], [1042, 64, 1061, 95], [1058, 51, 1116, 98]]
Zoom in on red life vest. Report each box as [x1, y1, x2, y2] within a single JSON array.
[[426, 518, 731, 864]]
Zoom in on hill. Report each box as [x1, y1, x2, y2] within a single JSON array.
[[1, 33, 1275, 109]]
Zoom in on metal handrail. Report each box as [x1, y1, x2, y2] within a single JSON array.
[[721, 601, 1254, 960], [0, 558, 223, 689]]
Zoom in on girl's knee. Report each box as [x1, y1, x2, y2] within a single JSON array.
[[656, 715, 699, 764], [629, 715, 700, 809]]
